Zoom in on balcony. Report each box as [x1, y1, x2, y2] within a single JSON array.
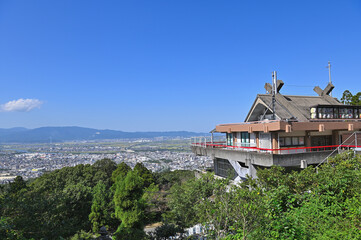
[[190, 136, 361, 168], [190, 136, 355, 155]]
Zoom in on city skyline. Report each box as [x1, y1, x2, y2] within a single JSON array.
[[0, 0, 361, 132]]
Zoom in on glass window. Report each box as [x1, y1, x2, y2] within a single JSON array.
[[324, 108, 328, 118], [340, 108, 346, 118], [333, 108, 339, 118], [216, 159, 236, 179], [279, 138, 285, 147], [310, 108, 317, 119], [280, 136, 304, 147], [227, 133, 233, 146], [319, 108, 323, 118], [241, 132, 250, 144], [325, 108, 333, 118], [347, 108, 353, 118], [311, 106, 361, 119]]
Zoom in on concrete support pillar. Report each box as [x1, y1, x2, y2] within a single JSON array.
[[256, 133, 260, 148], [305, 131, 311, 148], [249, 163, 257, 179], [212, 155, 218, 175], [272, 132, 278, 154], [332, 130, 340, 145], [245, 158, 258, 179]]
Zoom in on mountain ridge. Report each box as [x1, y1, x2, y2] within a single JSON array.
[[0, 126, 205, 143]]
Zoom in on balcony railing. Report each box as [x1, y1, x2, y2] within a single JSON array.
[[191, 137, 360, 155]]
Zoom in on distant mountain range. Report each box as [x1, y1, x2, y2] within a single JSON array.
[[0, 127, 205, 143]]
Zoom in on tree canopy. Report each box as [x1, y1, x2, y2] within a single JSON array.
[[340, 90, 361, 105], [3, 152, 361, 239], [165, 151, 361, 239]]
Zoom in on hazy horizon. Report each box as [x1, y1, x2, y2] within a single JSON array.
[[0, 125, 206, 133]]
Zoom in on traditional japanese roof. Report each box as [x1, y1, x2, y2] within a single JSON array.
[[245, 93, 342, 122]]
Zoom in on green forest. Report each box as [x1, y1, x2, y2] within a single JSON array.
[[2, 151, 361, 239], [341, 90, 361, 106]]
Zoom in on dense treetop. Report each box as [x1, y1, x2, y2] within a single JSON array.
[[340, 90, 361, 105], [2, 151, 361, 239]]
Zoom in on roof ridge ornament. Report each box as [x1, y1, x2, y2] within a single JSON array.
[[264, 80, 284, 94], [313, 83, 334, 96]]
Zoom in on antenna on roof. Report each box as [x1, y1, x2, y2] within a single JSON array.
[[272, 71, 277, 120], [326, 61, 332, 96]]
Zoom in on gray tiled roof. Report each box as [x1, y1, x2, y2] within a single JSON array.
[[246, 94, 342, 122]]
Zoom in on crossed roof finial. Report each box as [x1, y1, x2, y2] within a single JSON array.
[[264, 80, 284, 94], [313, 83, 334, 96]]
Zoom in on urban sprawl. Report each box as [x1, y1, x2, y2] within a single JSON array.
[[0, 138, 211, 184]]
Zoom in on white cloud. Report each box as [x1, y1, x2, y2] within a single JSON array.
[[0, 98, 43, 112]]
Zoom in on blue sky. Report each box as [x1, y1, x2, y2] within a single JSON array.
[[0, 0, 361, 132]]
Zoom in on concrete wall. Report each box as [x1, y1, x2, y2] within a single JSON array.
[[273, 151, 336, 167], [192, 146, 336, 167], [191, 146, 338, 179], [191, 146, 274, 167]]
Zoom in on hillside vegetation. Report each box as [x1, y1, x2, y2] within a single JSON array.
[[1, 151, 361, 239]]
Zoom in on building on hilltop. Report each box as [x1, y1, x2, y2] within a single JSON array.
[[191, 73, 361, 181]]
